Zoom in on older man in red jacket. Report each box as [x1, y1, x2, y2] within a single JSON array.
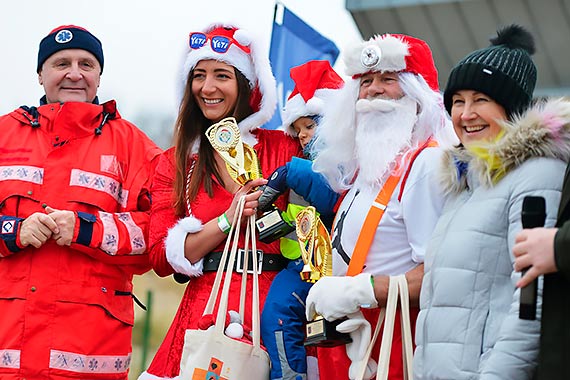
[[0, 25, 161, 380]]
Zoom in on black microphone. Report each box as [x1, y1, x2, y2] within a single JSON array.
[[519, 196, 546, 320]]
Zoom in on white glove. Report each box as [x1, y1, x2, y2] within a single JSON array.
[[305, 273, 378, 321], [336, 311, 378, 380]]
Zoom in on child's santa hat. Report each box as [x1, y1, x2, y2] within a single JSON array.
[[343, 33, 439, 91], [180, 22, 277, 146], [281, 60, 344, 135]]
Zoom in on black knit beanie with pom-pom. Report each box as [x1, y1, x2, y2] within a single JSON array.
[[444, 24, 537, 117]]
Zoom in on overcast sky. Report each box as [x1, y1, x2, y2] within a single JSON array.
[[0, 0, 361, 122]]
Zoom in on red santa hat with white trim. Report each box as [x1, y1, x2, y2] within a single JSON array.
[[343, 33, 439, 91], [281, 60, 344, 135], [180, 22, 277, 146]]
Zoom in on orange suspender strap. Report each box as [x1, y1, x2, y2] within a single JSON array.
[[345, 139, 438, 277], [397, 139, 438, 201], [346, 173, 401, 276]]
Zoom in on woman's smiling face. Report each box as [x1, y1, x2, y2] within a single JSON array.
[[191, 59, 239, 123], [451, 89, 507, 145]]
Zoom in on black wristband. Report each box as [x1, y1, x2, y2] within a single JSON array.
[[76, 211, 96, 246]]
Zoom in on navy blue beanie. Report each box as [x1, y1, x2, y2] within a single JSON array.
[[37, 25, 104, 73]]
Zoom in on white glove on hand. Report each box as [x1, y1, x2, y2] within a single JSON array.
[[305, 273, 378, 321], [336, 311, 378, 380]]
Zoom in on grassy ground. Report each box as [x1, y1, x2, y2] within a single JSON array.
[[129, 271, 186, 380]]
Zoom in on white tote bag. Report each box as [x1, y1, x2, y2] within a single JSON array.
[[179, 196, 270, 380], [356, 275, 414, 380]]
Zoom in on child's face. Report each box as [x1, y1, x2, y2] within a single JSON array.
[[292, 117, 317, 149]]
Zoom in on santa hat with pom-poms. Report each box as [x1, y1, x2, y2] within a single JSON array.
[[444, 24, 537, 117], [281, 60, 344, 135], [180, 22, 277, 147]]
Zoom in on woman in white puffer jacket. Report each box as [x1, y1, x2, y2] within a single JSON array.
[[414, 25, 570, 380]]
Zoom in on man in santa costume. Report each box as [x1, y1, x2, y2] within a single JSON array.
[[304, 33, 456, 379]]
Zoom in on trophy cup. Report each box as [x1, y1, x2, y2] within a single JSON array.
[[206, 117, 263, 273], [206, 117, 292, 244], [296, 206, 352, 347], [206, 117, 261, 185]]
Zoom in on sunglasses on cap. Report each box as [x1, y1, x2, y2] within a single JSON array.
[[188, 31, 251, 54]]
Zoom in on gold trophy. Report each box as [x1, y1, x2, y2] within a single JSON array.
[[206, 117, 261, 185], [206, 117, 293, 245], [296, 206, 352, 347], [206, 117, 262, 273]]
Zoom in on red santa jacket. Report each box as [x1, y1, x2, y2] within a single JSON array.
[[144, 128, 303, 378], [0, 100, 161, 380]]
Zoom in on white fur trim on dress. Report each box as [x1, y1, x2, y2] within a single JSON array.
[[165, 216, 204, 277], [137, 371, 179, 380], [344, 34, 409, 77]]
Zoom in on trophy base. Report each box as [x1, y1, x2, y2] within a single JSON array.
[[305, 318, 352, 347], [256, 209, 295, 243]]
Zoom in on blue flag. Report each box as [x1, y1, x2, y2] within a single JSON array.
[[266, 4, 340, 130]]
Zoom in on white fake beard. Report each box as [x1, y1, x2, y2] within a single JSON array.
[[354, 96, 418, 188]]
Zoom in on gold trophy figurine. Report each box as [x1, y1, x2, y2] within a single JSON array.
[[296, 207, 352, 347], [205, 117, 261, 185]]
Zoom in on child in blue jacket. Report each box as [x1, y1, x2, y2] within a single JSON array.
[[260, 60, 343, 380]]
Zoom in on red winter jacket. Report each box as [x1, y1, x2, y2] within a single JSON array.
[[0, 100, 161, 380]]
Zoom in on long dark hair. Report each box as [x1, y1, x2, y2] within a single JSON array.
[[173, 64, 253, 216]]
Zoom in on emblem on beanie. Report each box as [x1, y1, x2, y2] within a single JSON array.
[[360, 45, 381, 68], [55, 29, 73, 44]]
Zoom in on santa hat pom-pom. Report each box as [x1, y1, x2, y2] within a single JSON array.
[[306, 97, 325, 115], [198, 314, 215, 330], [233, 29, 252, 47], [228, 310, 242, 324], [225, 322, 244, 339], [225, 310, 244, 339]]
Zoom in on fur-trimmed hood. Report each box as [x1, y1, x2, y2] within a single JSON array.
[[442, 98, 570, 193]]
